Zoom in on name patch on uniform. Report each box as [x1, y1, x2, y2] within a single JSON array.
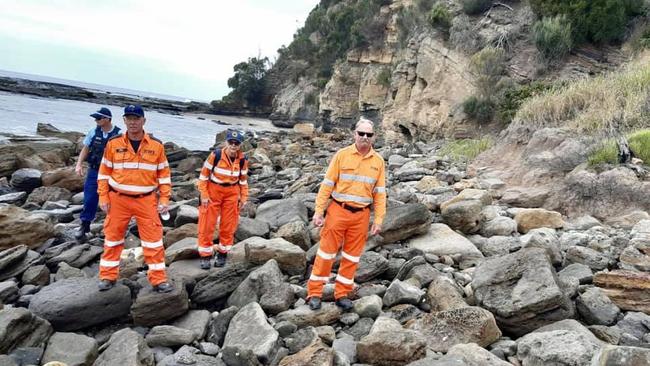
[[116, 148, 128, 153], [143, 149, 156, 155], [370, 166, 379, 171]]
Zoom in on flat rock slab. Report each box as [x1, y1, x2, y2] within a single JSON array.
[[223, 302, 279, 364], [243, 237, 306, 276], [191, 263, 253, 304], [131, 282, 189, 327], [93, 328, 154, 366], [405, 306, 502, 352], [42, 332, 98, 366], [0, 307, 53, 354], [594, 270, 650, 314], [407, 224, 483, 268], [29, 278, 131, 331], [276, 304, 342, 328]]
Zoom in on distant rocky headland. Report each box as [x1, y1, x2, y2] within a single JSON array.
[[0, 76, 212, 115]]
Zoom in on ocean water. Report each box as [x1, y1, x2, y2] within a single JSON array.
[[0, 91, 275, 150]]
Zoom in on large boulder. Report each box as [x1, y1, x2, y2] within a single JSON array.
[[356, 317, 427, 366], [131, 281, 189, 326], [41, 167, 85, 192], [42, 332, 98, 366], [407, 224, 483, 269], [93, 328, 154, 366], [514, 208, 565, 234], [222, 302, 279, 365], [440, 189, 492, 234], [26, 186, 73, 205], [405, 306, 501, 352], [10, 168, 42, 192], [0, 144, 35, 178], [0, 307, 53, 354], [0, 205, 55, 250], [472, 248, 573, 336], [191, 263, 253, 305], [235, 217, 271, 241], [517, 329, 601, 365], [256, 199, 308, 230], [227, 259, 294, 315], [592, 345, 650, 365], [243, 236, 306, 276], [276, 304, 342, 328], [379, 203, 432, 244], [28, 278, 132, 331]]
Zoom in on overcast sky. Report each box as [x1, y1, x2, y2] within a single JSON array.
[[0, 0, 318, 101]]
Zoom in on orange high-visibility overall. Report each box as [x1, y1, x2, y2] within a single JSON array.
[[307, 144, 386, 300], [196, 148, 249, 257], [97, 132, 171, 286]]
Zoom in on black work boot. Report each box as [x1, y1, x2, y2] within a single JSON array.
[[75, 221, 91, 241], [335, 297, 354, 311], [308, 296, 322, 310], [154, 282, 174, 293], [199, 257, 212, 270], [214, 252, 227, 268], [98, 279, 115, 291]]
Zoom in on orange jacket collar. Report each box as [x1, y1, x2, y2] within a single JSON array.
[[351, 143, 375, 158]]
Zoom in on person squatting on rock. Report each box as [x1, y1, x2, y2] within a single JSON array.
[[96, 104, 173, 293], [307, 117, 387, 311], [74, 107, 121, 240], [196, 129, 249, 269]]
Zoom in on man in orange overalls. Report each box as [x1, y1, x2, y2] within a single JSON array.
[[307, 117, 386, 311], [96, 104, 173, 293], [196, 129, 249, 269]]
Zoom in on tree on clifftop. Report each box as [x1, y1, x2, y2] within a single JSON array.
[[225, 56, 269, 107]]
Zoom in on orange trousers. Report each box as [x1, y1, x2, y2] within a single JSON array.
[[99, 191, 167, 286], [197, 183, 240, 257], [307, 202, 370, 300]]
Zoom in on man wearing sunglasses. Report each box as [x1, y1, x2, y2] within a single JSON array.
[[196, 129, 249, 269], [307, 117, 387, 311], [74, 107, 121, 241]]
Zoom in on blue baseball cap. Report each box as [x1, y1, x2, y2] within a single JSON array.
[[123, 104, 145, 118], [226, 129, 244, 143], [90, 107, 112, 119]]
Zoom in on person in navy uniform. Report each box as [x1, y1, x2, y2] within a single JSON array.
[[74, 107, 121, 240]]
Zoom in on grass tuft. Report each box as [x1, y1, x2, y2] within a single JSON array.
[[439, 138, 494, 162]]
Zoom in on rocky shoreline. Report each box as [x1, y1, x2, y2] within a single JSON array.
[[0, 76, 212, 115], [0, 123, 649, 366]]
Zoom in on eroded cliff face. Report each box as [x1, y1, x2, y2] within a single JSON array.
[[268, 0, 541, 141]]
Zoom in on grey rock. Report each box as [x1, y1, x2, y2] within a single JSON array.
[[0, 307, 53, 354], [191, 263, 252, 304], [276, 304, 342, 328], [565, 246, 610, 271], [592, 345, 650, 365], [355, 251, 389, 283], [228, 259, 293, 315], [222, 302, 279, 364], [520, 228, 562, 265], [558, 263, 593, 285], [616, 312, 650, 339], [44, 242, 103, 269], [235, 217, 271, 241], [131, 281, 189, 327], [0, 205, 54, 252], [8, 347, 44, 366], [10, 168, 42, 192], [576, 287, 620, 326], [357, 325, 427, 366], [332, 336, 357, 364], [42, 332, 98, 366], [472, 248, 573, 336], [29, 277, 131, 331], [0, 192, 27, 205], [0, 280, 18, 304], [516, 329, 601, 366], [481, 216, 517, 237], [206, 306, 239, 346], [243, 237, 306, 276], [172, 310, 211, 340], [0, 245, 28, 274], [340, 312, 359, 326], [379, 204, 432, 244], [284, 326, 318, 354], [146, 325, 196, 347], [383, 279, 424, 308], [26, 186, 72, 205], [54, 261, 88, 281], [21, 264, 50, 286], [353, 295, 383, 319], [405, 306, 502, 353], [275, 220, 311, 251], [588, 325, 622, 345], [442, 343, 512, 365], [407, 224, 483, 269], [273, 320, 297, 337], [174, 205, 199, 227], [256, 199, 308, 230], [93, 328, 154, 366], [344, 317, 374, 341]]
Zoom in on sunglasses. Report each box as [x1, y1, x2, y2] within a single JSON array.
[[227, 140, 241, 146], [356, 131, 374, 138]]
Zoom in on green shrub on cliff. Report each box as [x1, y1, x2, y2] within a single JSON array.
[[439, 137, 494, 162], [529, 0, 645, 43], [428, 3, 452, 31], [533, 15, 573, 62]]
